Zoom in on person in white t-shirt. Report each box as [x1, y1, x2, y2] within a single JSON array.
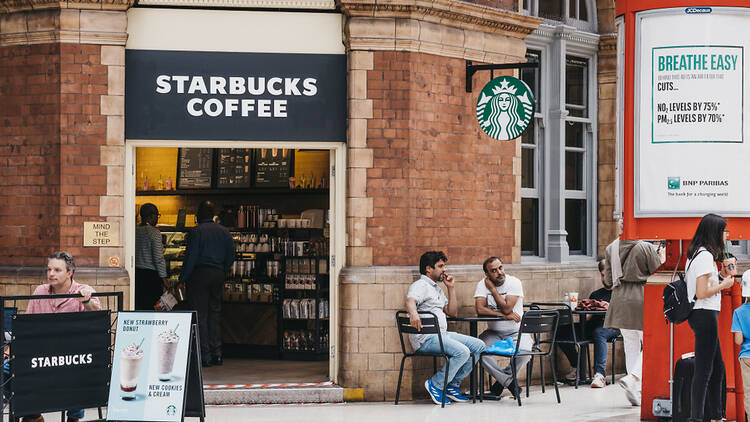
[[685, 213, 736, 422], [474, 256, 531, 398]]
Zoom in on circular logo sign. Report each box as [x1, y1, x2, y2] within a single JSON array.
[[476, 76, 535, 141]]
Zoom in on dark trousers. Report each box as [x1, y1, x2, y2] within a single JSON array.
[[688, 309, 725, 421], [187, 266, 225, 361], [135, 268, 164, 311]]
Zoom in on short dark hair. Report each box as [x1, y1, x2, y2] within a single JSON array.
[[197, 201, 215, 221], [482, 256, 501, 273], [687, 213, 727, 261], [139, 203, 158, 220], [419, 251, 447, 275], [597, 256, 605, 273], [48, 251, 75, 274]]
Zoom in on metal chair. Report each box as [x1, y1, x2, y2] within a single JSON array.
[[533, 302, 592, 388], [394, 310, 451, 407], [479, 310, 560, 406]]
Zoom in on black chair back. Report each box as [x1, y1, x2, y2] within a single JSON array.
[[530, 302, 578, 342], [513, 310, 559, 355], [395, 310, 444, 356]]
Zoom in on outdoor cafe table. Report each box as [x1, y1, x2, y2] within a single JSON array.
[[447, 315, 505, 399]]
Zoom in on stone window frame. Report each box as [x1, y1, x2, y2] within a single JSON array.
[[522, 22, 600, 263]]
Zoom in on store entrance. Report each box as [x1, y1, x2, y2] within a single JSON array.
[[127, 144, 340, 386]]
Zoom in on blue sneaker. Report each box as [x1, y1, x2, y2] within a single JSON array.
[[425, 379, 450, 405], [445, 385, 470, 402]]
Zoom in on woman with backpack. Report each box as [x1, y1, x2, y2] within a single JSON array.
[[685, 213, 736, 422]]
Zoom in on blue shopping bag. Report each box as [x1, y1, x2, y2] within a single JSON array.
[[486, 337, 516, 356]]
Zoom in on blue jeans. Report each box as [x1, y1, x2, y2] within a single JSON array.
[[417, 331, 486, 390], [591, 326, 620, 377], [3, 359, 83, 418]]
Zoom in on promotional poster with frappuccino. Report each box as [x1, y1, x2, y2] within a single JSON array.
[[107, 312, 193, 421]]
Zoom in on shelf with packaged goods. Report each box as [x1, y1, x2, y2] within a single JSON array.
[[136, 188, 329, 196]]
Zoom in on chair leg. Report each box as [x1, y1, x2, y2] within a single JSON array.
[[395, 356, 406, 405], [479, 361, 484, 402], [471, 355, 476, 404], [441, 359, 450, 408], [575, 345, 581, 389], [98, 407, 103, 419], [512, 360, 521, 407], [540, 354, 545, 393], [526, 356, 532, 398], [550, 351, 561, 404], [611, 340, 616, 385], [586, 345, 592, 381]]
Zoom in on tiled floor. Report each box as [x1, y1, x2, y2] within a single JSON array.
[[201, 358, 329, 385]]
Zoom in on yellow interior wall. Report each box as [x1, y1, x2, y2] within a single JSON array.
[[293, 150, 329, 188], [135, 147, 329, 225], [136, 147, 179, 191]]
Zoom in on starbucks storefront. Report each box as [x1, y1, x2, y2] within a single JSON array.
[[124, 7, 346, 388]]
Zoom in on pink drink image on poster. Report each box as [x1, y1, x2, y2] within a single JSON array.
[[120, 342, 144, 400], [157, 329, 180, 381]]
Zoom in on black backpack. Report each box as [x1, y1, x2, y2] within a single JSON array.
[[662, 250, 705, 324]]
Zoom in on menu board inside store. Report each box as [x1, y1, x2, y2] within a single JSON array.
[[255, 148, 292, 188], [217, 148, 252, 188], [177, 148, 213, 189]]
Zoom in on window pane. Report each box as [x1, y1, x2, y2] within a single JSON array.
[[539, 0, 564, 20], [569, 0, 575, 18], [579, 0, 588, 20], [522, 51, 541, 110], [522, 147, 534, 188], [566, 56, 587, 115], [565, 199, 586, 254], [565, 151, 584, 190], [565, 121, 583, 148], [521, 118, 535, 145], [522, 198, 539, 255], [523, 0, 528, 10]]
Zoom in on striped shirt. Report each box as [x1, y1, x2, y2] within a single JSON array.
[[135, 224, 167, 278]]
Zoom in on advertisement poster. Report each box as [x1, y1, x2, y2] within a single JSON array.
[[107, 312, 193, 422], [635, 7, 750, 216]]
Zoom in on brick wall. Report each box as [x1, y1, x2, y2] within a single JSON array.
[[0, 43, 62, 266], [0, 39, 123, 268], [366, 51, 519, 267]]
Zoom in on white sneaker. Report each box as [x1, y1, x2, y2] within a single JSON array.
[[591, 373, 606, 388], [617, 375, 641, 406], [565, 367, 578, 381]]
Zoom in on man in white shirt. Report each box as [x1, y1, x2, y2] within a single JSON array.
[[406, 251, 486, 405], [475, 256, 531, 398]]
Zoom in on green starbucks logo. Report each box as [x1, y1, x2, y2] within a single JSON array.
[[476, 76, 535, 141]]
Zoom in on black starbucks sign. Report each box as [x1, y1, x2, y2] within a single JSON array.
[[125, 50, 346, 142]]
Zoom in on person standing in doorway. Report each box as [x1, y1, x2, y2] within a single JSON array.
[[685, 213, 735, 422], [179, 201, 235, 367], [135, 203, 168, 310]]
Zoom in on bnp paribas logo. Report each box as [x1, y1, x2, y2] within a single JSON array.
[[476, 76, 535, 141], [668, 177, 681, 190]]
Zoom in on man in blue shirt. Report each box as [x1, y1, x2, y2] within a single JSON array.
[[731, 269, 750, 416], [180, 201, 235, 367]]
